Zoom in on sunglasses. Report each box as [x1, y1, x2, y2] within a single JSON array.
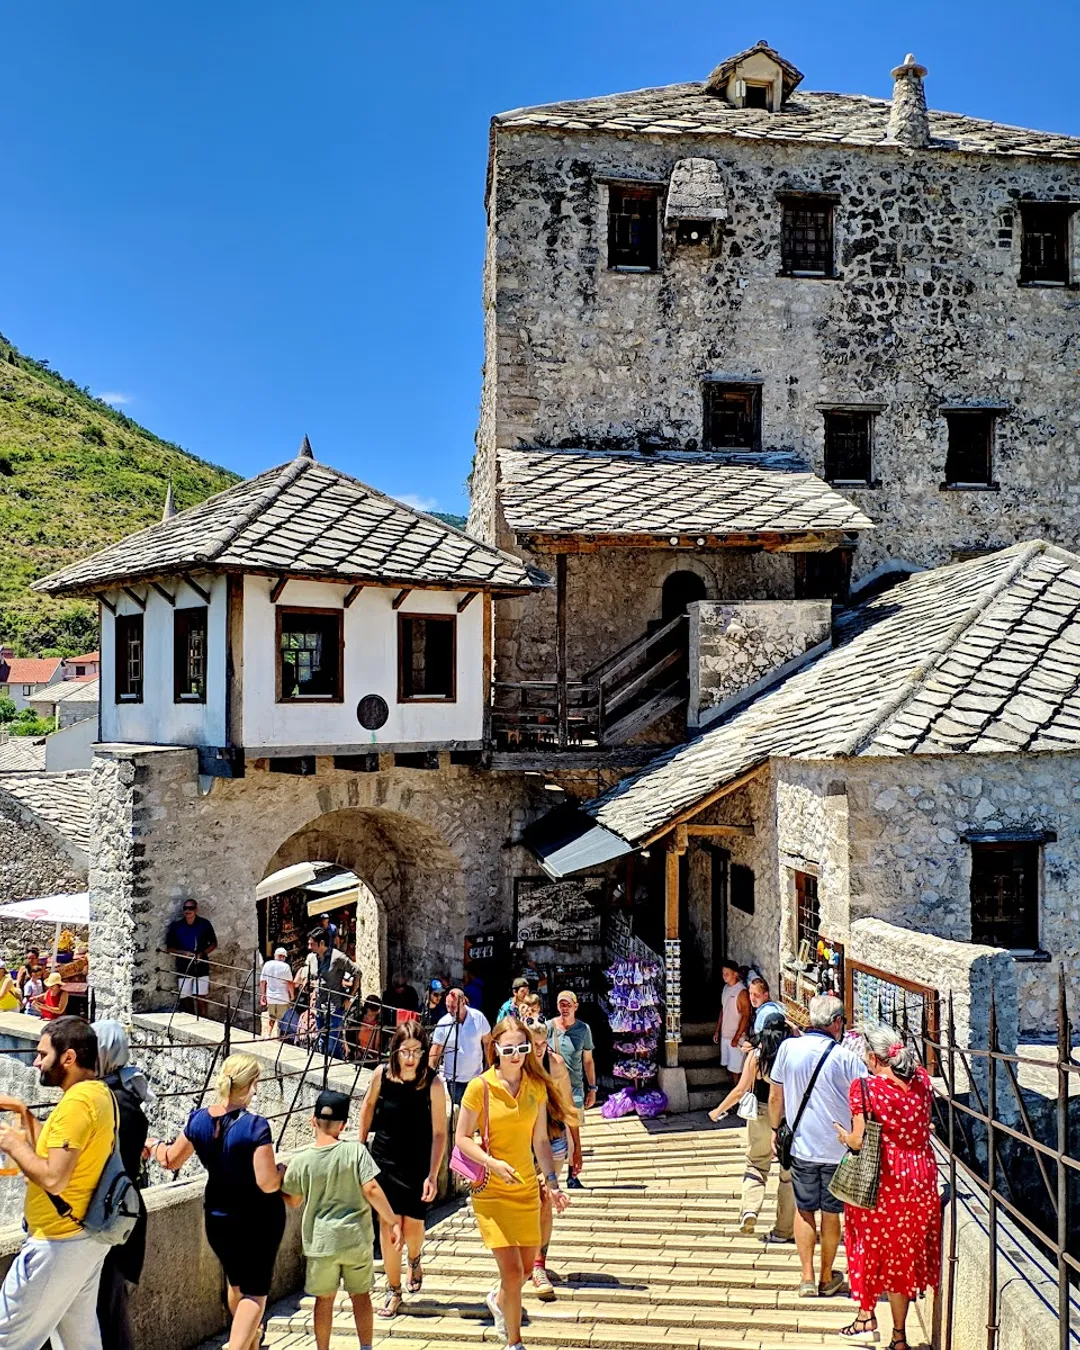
[[495, 1042, 531, 1058]]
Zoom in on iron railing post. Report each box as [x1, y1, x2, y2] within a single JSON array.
[[986, 987, 999, 1350], [1055, 965, 1069, 1350], [944, 992, 959, 1350]]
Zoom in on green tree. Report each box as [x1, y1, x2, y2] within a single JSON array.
[[0, 696, 16, 723]]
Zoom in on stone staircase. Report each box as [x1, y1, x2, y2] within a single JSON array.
[[679, 1018, 736, 1113], [248, 1108, 922, 1350]]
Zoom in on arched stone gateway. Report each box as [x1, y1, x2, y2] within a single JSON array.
[[260, 807, 465, 997]]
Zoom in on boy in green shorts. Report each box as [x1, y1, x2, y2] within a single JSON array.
[[282, 1089, 401, 1350]]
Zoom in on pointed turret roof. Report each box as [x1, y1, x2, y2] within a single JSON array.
[[162, 481, 176, 521]]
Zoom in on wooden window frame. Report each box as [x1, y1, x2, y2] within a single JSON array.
[[794, 870, 820, 954], [606, 183, 662, 273], [275, 605, 344, 704], [944, 410, 996, 488], [779, 194, 836, 278], [397, 613, 457, 704], [970, 840, 1041, 952], [1019, 204, 1072, 286], [115, 613, 144, 704], [173, 605, 208, 705], [823, 409, 874, 484], [703, 381, 762, 451]]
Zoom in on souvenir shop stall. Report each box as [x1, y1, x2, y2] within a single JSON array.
[[256, 863, 363, 969], [600, 914, 667, 1118]]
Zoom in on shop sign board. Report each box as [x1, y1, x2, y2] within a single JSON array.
[[514, 875, 606, 945]]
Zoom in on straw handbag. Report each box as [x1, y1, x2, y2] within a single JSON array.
[[828, 1078, 882, 1210]]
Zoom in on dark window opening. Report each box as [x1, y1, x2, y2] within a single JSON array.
[[970, 841, 1039, 950], [174, 606, 208, 703], [115, 614, 143, 704], [704, 382, 761, 450], [795, 870, 820, 954], [945, 411, 994, 486], [277, 608, 343, 701], [824, 410, 873, 483], [394, 751, 441, 770], [781, 197, 834, 276], [731, 863, 755, 914], [743, 84, 770, 109], [1020, 205, 1070, 285], [398, 615, 456, 701], [795, 550, 851, 604], [607, 185, 661, 271]]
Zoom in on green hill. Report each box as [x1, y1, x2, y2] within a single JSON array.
[[0, 335, 239, 656]]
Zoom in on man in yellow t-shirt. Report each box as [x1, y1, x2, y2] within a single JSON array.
[[0, 1016, 115, 1350]]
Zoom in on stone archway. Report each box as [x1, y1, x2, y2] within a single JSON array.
[[260, 807, 466, 996]]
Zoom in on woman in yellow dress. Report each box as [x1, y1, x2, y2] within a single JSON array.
[[0, 963, 18, 1012], [455, 1017, 570, 1350]]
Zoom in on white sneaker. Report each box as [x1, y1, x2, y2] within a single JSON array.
[[486, 1287, 507, 1341], [531, 1264, 556, 1300], [740, 1212, 757, 1235]]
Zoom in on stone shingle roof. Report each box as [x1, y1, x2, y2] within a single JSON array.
[[587, 541, 1080, 844], [499, 448, 874, 538], [35, 454, 543, 596], [0, 739, 47, 773], [0, 772, 91, 862], [29, 678, 99, 708], [496, 85, 1080, 160]]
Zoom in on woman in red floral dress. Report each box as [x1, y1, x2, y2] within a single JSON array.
[[833, 1024, 941, 1347]]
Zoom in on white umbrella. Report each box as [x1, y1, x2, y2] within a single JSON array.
[[0, 892, 90, 965]]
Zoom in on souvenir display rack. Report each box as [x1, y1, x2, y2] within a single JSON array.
[[604, 955, 662, 1084]]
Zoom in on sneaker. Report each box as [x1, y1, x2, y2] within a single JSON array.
[[739, 1212, 757, 1235], [566, 1174, 584, 1190], [486, 1287, 507, 1341], [760, 1230, 795, 1245], [531, 1265, 556, 1301], [819, 1273, 845, 1297]]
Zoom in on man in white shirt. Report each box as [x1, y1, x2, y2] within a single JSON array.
[[429, 988, 492, 1106], [259, 946, 296, 1037], [769, 994, 866, 1298]]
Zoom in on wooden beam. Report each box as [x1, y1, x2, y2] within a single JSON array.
[[269, 576, 288, 604], [225, 574, 244, 749], [343, 585, 364, 609], [122, 587, 147, 611], [665, 844, 680, 941], [674, 822, 688, 854], [556, 555, 568, 749], [151, 582, 176, 606], [182, 574, 212, 604], [456, 591, 478, 613], [391, 588, 412, 611], [99, 593, 117, 615], [641, 764, 769, 849], [685, 823, 755, 838]]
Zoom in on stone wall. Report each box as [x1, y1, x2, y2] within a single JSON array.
[[89, 744, 556, 1023], [689, 599, 832, 727], [0, 787, 86, 907], [774, 763, 851, 954], [477, 124, 1080, 589]]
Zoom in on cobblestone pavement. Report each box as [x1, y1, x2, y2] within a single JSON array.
[[242, 1109, 920, 1350]]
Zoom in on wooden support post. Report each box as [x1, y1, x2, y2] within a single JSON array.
[[343, 585, 364, 609], [225, 574, 244, 749], [665, 843, 681, 941], [456, 590, 478, 613], [556, 554, 568, 749], [269, 576, 288, 604], [392, 588, 412, 610]]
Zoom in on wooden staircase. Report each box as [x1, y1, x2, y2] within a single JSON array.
[[236, 1109, 922, 1350]]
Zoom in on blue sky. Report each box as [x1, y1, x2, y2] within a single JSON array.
[[2, 2, 1078, 517]]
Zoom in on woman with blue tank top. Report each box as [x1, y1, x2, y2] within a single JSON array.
[[145, 1052, 286, 1350]]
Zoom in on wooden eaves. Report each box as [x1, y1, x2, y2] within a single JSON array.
[[518, 530, 858, 554]]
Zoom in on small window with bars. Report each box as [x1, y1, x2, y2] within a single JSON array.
[[607, 185, 661, 271], [794, 870, 820, 954], [823, 410, 873, 483], [945, 411, 994, 486], [174, 606, 208, 703], [970, 841, 1040, 950], [277, 608, 343, 701], [780, 196, 835, 277], [1019, 205, 1071, 285], [704, 382, 761, 450], [115, 613, 144, 703]]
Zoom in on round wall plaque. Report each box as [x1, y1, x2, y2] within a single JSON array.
[[356, 694, 389, 730]]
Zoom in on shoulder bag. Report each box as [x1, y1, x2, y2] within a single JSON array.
[[828, 1077, 882, 1210], [449, 1078, 490, 1194], [775, 1038, 837, 1170]]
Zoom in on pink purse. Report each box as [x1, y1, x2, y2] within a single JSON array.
[[450, 1079, 490, 1192]]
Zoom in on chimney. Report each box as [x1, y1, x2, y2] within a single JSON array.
[[887, 53, 929, 149]]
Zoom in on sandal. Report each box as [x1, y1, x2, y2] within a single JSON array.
[[377, 1285, 402, 1318], [889, 1333, 908, 1350], [839, 1313, 879, 1342], [407, 1252, 423, 1293]]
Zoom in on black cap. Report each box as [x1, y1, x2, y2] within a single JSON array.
[[512, 977, 530, 991], [314, 1090, 350, 1123]]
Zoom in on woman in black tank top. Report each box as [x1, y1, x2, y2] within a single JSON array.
[[358, 1018, 447, 1317]]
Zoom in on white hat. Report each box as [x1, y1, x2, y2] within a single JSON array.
[[274, 947, 288, 958]]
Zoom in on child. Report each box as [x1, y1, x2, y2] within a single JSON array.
[[282, 1089, 402, 1350]]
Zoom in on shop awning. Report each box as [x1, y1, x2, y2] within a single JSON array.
[[256, 863, 320, 900], [0, 893, 90, 925], [304, 870, 362, 916], [522, 805, 631, 880]]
